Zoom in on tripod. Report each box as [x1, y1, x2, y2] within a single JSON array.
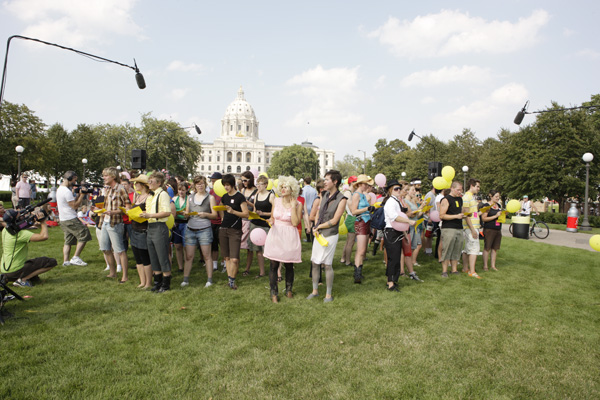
[[0, 275, 24, 325]]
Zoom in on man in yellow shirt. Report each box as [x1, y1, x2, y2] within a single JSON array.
[[462, 178, 482, 279]]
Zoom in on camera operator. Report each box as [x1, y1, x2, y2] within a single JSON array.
[[1, 207, 57, 287], [57, 171, 92, 266]]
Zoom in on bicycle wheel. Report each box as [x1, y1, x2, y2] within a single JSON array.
[[531, 221, 549, 239], [509, 223, 513, 235]]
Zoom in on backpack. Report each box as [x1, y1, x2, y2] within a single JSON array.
[[370, 207, 386, 230]]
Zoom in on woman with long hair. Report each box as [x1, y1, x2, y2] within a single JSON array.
[[404, 184, 424, 266], [263, 176, 302, 303], [183, 176, 218, 287], [481, 190, 503, 271], [128, 174, 153, 289], [171, 182, 189, 273], [140, 171, 173, 293], [240, 171, 258, 276], [349, 174, 374, 284], [383, 180, 416, 291], [247, 175, 272, 278]]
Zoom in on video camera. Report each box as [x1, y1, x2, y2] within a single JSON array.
[[3, 198, 51, 235], [73, 182, 102, 195]]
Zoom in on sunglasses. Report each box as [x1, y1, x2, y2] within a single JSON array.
[[241, 179, 249, 183], [393, 187, 402, 191]]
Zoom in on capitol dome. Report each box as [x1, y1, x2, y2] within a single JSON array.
[[221, 86, 259, 139]]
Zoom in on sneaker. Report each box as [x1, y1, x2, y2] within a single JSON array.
[[204, 281, 213, 288], [468, 272, 482, 279], [409, 273, 423, 282], [116, 265, 122, 273], [413, 262, 421, 267], [104, 265, 110, 271], [69, 256, 87, 266], [441, 272, 449, 278], [323, 296, 334, 303], [221, 267, 227, 273], [181, 281, 189, 287], [3, 294, 16, 301], [13, 279, 33, 287], [62, 261, 71, 267]]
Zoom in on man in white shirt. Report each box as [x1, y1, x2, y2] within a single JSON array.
[[16, 174, 32, 209], [56, 171, 92, 267]]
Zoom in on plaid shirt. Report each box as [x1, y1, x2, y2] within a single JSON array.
[[103, 183, 132, 226]]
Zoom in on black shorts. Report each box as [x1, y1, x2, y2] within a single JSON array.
[[211, 223, 220, 252], [3, 257, 57, 280]]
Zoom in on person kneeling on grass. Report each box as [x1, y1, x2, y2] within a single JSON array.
[[1, 208, 57, 287]]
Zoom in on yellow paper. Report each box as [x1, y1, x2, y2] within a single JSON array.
[[479, 205, 491, 214], [176, 210, 185, 214], [414, 218, 425, 229], [497, 211, 507, 224], [94, 202, 105, 208], [213, 205, 227, 211], [374, 201, 382, 209], [95, 208, 106, 214], [188, 211, 198, 216], [248, 211, 260, 219], [126, 206, 148, 223], [421, 205, 432, 213]]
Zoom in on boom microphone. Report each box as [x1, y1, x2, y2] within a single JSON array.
[[514, 101, 529, 125]]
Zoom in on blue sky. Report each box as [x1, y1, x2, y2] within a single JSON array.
[[1, 0, 599, 161]]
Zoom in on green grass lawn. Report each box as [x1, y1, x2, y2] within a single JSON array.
[[1, 225, 600, 399]]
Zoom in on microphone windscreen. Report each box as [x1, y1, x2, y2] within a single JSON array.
[[195, 125, 202, 135], [514, 111, 525, 125], [408, 132, 414, 141], [135, 73, 146, 89]]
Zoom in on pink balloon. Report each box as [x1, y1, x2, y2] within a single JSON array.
[[429, 210, 441, 223], [250, 228, 267, 246], [374, 173, 386, 188], [368, 192, 377, 203], [391, 220, 409, 232], [250, 168, 259, 178], [121, 171, 131, 180]]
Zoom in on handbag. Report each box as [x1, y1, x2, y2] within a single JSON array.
[[402, 235, 412, 256]]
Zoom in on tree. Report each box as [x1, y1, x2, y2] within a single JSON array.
[[267, 144, 319, 179], [0, 101, 46, 180], [40, 123, 73, 184], [371, 138, 414, 179], [139, 113, 202, 177], [334, 154, 362, 177]]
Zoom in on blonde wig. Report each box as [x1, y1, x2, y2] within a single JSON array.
[[275, 175, 300, 198]]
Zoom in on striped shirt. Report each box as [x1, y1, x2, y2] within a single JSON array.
[[103, 183, 131, 226]]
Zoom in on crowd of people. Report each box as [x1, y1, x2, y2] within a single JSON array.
[[2, 166, 510, 303]]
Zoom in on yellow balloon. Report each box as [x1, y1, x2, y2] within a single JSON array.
[[338, 221, 348, 235], [273, 179, 279, 189], [213, 179, 226, 197], [506, 199, 520, 213], [259, 172, 269, 178], [432, 176, 447, 190], [444, 179, 452, 189], [266, 179, 273, 191], [589, 235, 600, 252], [441, 166, 455, 181]]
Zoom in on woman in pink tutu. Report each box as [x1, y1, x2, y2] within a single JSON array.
[[263, 176, 303, 303]]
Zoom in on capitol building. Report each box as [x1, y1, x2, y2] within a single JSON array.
[[196, 87, 335, 177]]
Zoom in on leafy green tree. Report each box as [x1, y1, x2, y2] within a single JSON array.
[[371, 138, 414, 179], [41, 123, 73, 184], [268, 144, 318, 179], [138, 113, 202, 177], [334, 154, 362, 177], [0, 101, 46, 179]]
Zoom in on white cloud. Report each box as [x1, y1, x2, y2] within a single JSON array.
[[401, 65, 493, 87], [3, 0, 144, 47], [432, 82, 528, 134], [168, 88, 190, 101], [285, 65, 363, 127], [167, 60, 205, 72], [576, 49, 600, 59], [374, 75, 386, 88], [421, 96, 436, 104], [368, 9, 550, 58]]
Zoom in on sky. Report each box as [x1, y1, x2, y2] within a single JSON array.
[[1, 0, 599, 162]]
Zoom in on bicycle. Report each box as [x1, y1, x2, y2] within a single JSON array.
[[508, 213, 549, 239]]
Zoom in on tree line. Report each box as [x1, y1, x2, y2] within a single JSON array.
[[335, 95, 600, 210], [0, 101, 202, 184]]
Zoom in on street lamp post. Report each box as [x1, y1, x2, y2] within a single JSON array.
[[358, 150, 366, 174], [15, 145, 24, 177], [401, 172, 407, 180], [82, 158, 88, 182], [581, 152, 594, 231], [462, 165, 469, 189]]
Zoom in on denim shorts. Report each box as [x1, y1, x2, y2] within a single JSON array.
[[184, 226, 213, 247], [171, 222, 187, 245], [99, 221, 127, 253]]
